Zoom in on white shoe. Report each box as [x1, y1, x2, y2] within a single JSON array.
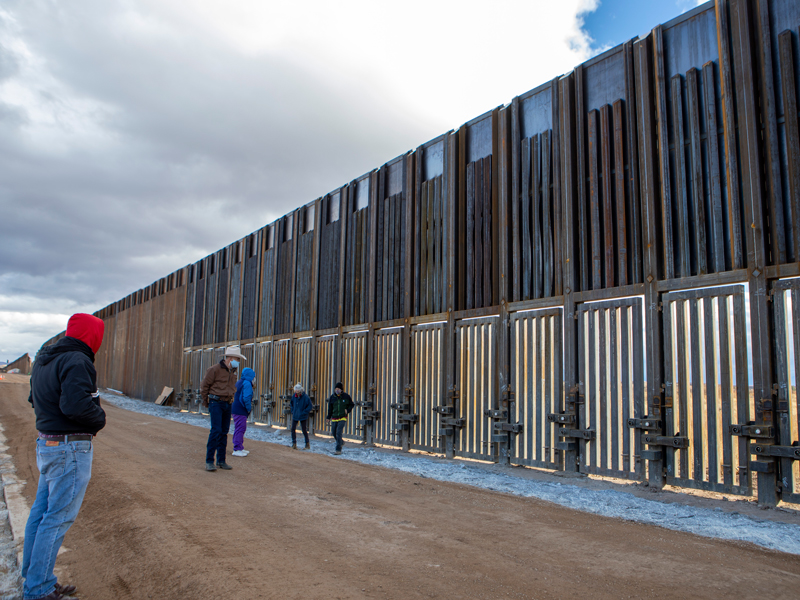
[[242, 450, 250, 455], [231, 450, 247, 457]]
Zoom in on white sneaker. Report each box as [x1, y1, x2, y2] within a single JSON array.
[[231, 450, 247, 457], [242, 450, 250, 455]]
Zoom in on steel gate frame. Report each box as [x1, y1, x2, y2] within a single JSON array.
[[577, 297, 644, 480], [768, 279, 800, 503], [454, 316, 498, 461], [662, 285, 752, 496], [510, 308, 563, 469]]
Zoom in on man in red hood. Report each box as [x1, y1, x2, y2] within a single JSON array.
[[22, 313, 107, 600]]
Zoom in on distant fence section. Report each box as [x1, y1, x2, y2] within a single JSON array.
[[87, 0, 800, 506]]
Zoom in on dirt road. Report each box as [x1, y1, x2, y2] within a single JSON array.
[[2, 376, 799, 599]]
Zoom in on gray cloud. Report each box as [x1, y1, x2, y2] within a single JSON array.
[[0, 0, 598, 357]]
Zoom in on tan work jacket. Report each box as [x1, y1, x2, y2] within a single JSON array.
[[200, 360, 237, 404]]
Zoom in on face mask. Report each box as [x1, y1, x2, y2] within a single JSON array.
[[230, 360, 239, 369]]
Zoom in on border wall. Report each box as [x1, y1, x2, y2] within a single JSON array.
[[86, 0, 800, 506]]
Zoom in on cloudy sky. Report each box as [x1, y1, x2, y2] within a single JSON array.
[[0, 0, 703, 361]]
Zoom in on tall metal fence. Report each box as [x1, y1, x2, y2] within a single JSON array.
[[89, 0, 800, 506]]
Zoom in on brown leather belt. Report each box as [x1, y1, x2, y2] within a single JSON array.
[[39, 434, 94, 442]]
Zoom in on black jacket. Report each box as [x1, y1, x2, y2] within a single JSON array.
[[28, 337, 107, 435], [326, 391, 354, 420]]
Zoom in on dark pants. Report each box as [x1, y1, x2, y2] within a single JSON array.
[[206, 400, 232, 463], [332, 420, 346, 451], [291, 419, 309, 445]]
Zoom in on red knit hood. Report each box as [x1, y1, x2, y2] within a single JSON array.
[[66, 313, 105, 354]]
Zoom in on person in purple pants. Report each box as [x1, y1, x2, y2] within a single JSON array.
[[231, 367, 255, 457]]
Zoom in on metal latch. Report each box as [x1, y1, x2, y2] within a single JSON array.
[[641, 434, 689, 448], [730, 423, 774, 438], [558, 428, 595, 440], [627, 418, 662, 430]]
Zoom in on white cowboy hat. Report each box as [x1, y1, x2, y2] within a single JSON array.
[[224, 345, 247, 361]]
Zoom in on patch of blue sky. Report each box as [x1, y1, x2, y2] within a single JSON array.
[[582, 0, 708, 54]]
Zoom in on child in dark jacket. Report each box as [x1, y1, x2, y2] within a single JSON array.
[[231, 367, 255, 456]]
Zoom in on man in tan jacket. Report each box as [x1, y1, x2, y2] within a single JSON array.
[[201, 346, 246, 471]]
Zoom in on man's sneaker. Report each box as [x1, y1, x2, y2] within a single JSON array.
[[242, 449, 250, 455], [231, 450, 247, 457], [216, 462, 233, 470], [291, 442, 297, 449], [206, 462, 217, 471], [304, 443, 310, 450], [334, 450, 342, 455]]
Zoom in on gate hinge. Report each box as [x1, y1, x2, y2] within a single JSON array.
[[433, 405, 454, 415], [390, 402, 410, 411], [751, 442, 800, 460]]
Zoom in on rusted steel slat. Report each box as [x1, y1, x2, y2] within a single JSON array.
[[542, 130, 553, 298], [532, 134, 542, 299], [670, 75, 691, 278], [623, 41, 642, 284], [521, 137, 532, 300], [435, 176, 444, 314], [702, 62, 725, 273], [576, 65, 589, 292], [755, 0, 786, 265], [675, 299, 688, 478], [588, 110, 602, 290], [428, 180, 435, 314], [732, 291, 749, 489], [414, 152, 423, 316], [433, 180, 440, 316], [620, 305, 631, 473], [715, 0, 743, 270], [466, 160, 475, 310], [686, 68, 708, 276], [484, 156, 493, 308], [717, 293, 733, 488], [475, 159, 484, 308], [613, 100, 628, 287], [551, 78, 563, 297], [609, 306, 619, 473], [703, 296, 718, 485], [511, 97, 522, 303], [780, 31, 800, 264], [600, 105, 615, 288], [654, 27, 675, 280], [420, 180, 429, 315]]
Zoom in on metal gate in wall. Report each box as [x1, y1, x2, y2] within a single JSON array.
[[341, 331, 366, 442], [410, 322, 445, 453], [510, 308, 563, 469], [663, 286, 752, 495], [373, 327, 403, 446], [454, 316, 498, 461], [254, 341, 273, 424], [772, 279, 800, 504], [273, 339, 291, 427], [314, 335, 337, 435], [578, 298, 645, 480]]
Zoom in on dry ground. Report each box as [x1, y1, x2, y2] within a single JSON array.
[[2, 375, 800, 599]]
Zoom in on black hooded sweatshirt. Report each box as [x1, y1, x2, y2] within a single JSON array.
[[28, 336, 107, 435]]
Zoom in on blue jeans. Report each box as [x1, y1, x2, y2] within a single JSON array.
[[291, 419, 309, 445], [206, 400, 231, 463], [332, 420, 346, 451], [22, 438, 93, 600]]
